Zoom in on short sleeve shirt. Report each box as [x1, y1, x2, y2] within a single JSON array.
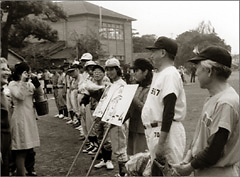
[[191, 86, 239, 167], [141, 66, 186, 125]]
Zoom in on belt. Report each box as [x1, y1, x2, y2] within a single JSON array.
[[57, 86, 64, 89], [143, 122, 161, 129], [143, 120, 177, 129]]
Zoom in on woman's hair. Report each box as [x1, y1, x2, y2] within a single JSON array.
[[113, 66, 122, 76], [12, 62, 30, 81], [133, 58, 153, 87], [200, 60, 232, 80]]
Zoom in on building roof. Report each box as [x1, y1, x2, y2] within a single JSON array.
[[55, 1, 136, 21], [8, 49, 25, 61]]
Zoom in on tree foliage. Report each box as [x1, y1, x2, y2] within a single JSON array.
[[132, 34, 157, 53], [175, 21, 231, 70], [1, 1, 67, 58], [73, 32, 106, 61]]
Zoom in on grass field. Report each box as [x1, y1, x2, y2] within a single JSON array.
[[35, 70, 239, 176]]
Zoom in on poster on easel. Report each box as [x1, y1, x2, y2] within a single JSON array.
[[101, 84, 138, 126], [93, 84, 119, 117]]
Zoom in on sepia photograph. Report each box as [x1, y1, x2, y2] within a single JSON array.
[[1, 1, 239, 176]]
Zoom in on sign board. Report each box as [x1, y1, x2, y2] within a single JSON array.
[[93, 84, 119, 117], [101, 84, 138, 126]]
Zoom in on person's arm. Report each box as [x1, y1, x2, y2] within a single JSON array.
[[80, 94, 90, 106], [173, 128, 229, 176], [191, 127, 229, 169], [155, 93, 177, 160], [161, 93, 177, 132], [31, 76, 41, 88]]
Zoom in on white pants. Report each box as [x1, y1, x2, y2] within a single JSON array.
[[144, 121, 186, 165], [66, 89, 72, 111], [70, 89, 78, 114]]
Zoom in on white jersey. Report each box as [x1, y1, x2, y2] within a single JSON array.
[[142, 66, 186, 125]]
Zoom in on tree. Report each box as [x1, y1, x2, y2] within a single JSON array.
[[175, 21, 231, 70], [1, 1, 67, 58], [72, 31, 106, 61], [132, 34, 157, 53]]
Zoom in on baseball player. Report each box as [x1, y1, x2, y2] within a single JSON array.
[[173, 46, 239, 176], [141, 36, 187, 168]]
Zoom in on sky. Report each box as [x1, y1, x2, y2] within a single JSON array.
[[88, 1, 239, 54]]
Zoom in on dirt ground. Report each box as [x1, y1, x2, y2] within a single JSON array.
[[34, 71, 239, 176]]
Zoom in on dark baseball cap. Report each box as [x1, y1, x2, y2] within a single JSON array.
[[189, 46, 232, 68], [67, 64, 79, 73], [146, 36, 178, 57]]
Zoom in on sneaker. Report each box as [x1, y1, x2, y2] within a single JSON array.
[[26, 171, 37, 176], [75, 125, 82, 130], [66, 120, 73, 124], [59, 114, 64, 119], [106, 160, 114, 170], [73, 119, 79, 125], [94, 159, 106, 168], [88, 146, 98, 155], [79, 135, 85, 141], [63, 116, 69, 120], [54, 114, 59, 118], [82, 144, 94, 153]]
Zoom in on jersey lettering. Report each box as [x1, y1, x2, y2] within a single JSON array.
[[151, 88, 160, 96]]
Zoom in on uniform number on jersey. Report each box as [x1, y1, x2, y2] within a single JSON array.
[[151, 88, 160, 96], [154, 132, 160, 137]]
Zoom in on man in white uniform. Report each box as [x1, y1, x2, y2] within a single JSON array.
[[141, 36, 187, 168]]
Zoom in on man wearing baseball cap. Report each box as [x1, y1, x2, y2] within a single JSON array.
[[173, 46, 239, 176], [141, 36, 187, 174]]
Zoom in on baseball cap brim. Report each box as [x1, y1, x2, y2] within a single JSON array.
[[145, 46, 159, 50], [188, 56, 207, 64]]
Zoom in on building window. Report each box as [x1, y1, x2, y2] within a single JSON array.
[[100, 23, 124, 40]]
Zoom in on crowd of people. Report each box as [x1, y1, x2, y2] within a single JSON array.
[[1, 36, 239, 177]]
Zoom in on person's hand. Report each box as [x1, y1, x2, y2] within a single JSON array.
[[80, 105, 86, 115], [155, 144, 166, 164], [181, 150, 192, 165], [21, 71, 29, 82], [172, 163, 194, 176]]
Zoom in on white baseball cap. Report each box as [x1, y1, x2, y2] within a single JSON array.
[[72, 60, 80, 65], [80, 53, 93, 61], [84, 61, 97, 68], [105, 57, 120, 68]]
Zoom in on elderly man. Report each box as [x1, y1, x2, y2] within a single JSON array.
[[141, 36, 187, 170], [173, 46, 239, 176]]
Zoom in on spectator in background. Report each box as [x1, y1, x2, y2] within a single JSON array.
[[51, 71, 61, 118], [1, 57, 12, 176], [43, 69, 51, 94], [190, 64, 196, 83], [8, 62, 42, 176], [127, 58, 153, 156], [57, 66, 68, 119]]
